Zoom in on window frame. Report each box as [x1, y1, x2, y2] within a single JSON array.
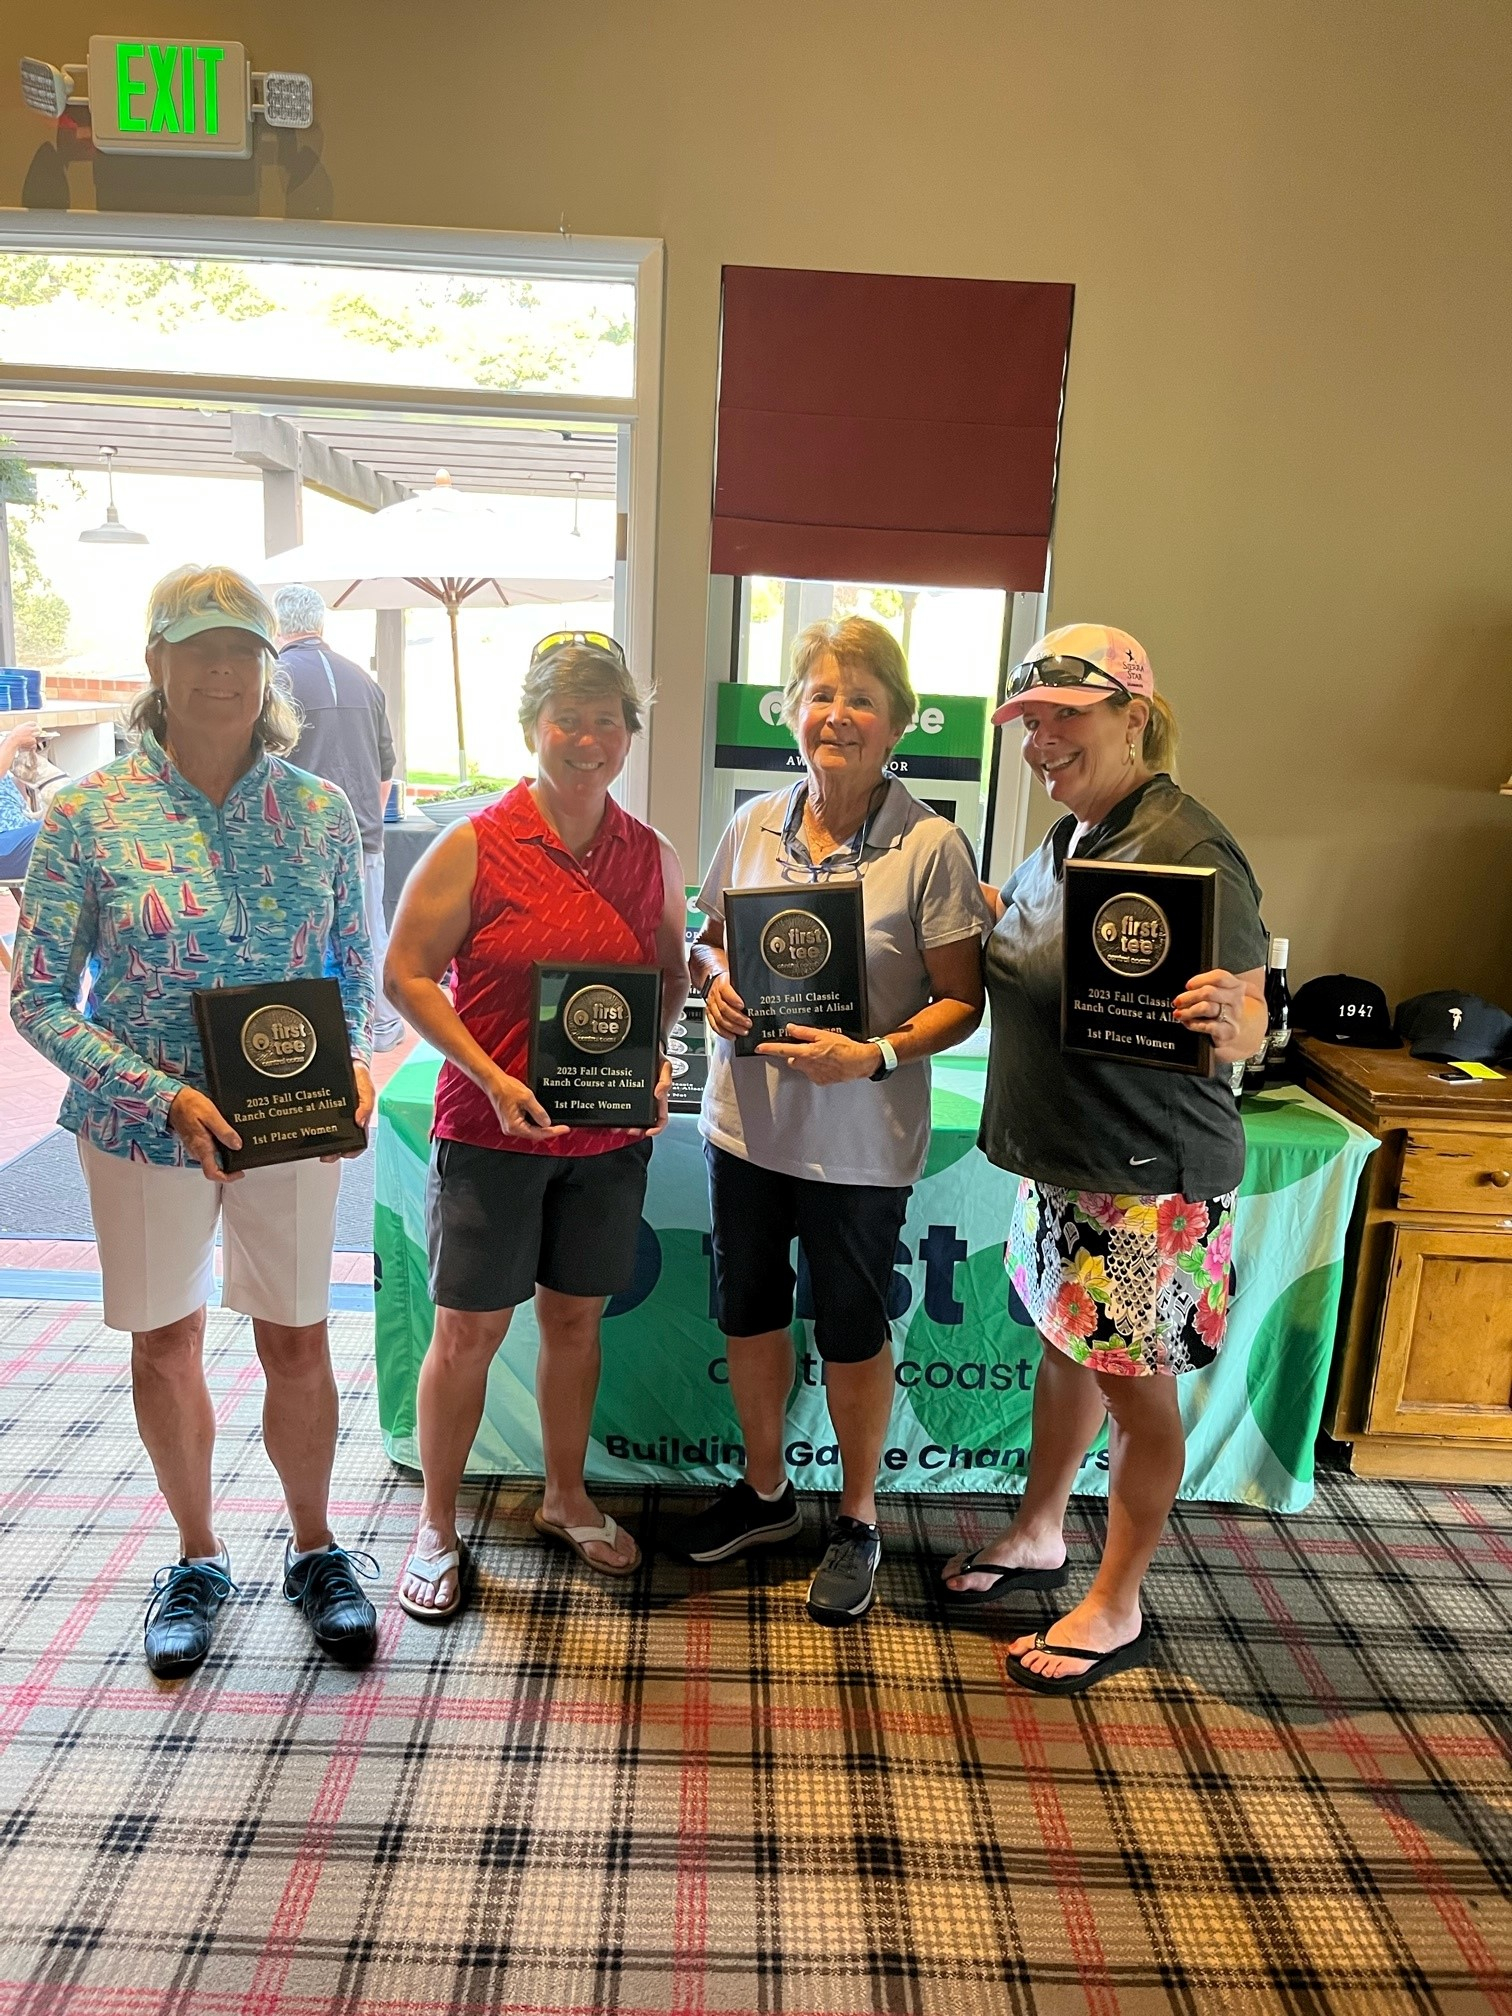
[[0, 209, 665, 815]]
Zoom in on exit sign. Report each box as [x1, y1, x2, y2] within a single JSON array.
[[87, 35, 251, 156]]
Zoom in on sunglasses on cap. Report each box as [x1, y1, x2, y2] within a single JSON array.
[[1004, 654, 1130, 702], [529, 629, 627, 671]]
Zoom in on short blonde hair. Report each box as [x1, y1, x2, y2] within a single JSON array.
[[1111, 689, 1180, 773], [518, 641, 645, 750], [783, 616, 917, 737], [126, 564, 301, 756], [145, 562, 277, 647]]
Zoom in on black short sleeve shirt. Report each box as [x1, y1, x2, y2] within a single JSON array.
[[980, 774, 1268, 1199]]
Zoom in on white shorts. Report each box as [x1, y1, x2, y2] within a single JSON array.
[[78, 1138, 343, 1334]]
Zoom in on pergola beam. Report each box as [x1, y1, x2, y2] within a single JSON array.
[[228, 412, 411, 556], [227, 412, 412, 779]]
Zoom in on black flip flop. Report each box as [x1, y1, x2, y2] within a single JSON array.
[[940, 1547, 1070, 1608], [1006, 1624, 1151, 1695]]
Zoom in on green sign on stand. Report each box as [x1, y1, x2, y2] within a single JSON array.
[[715, 684, 989, 783]]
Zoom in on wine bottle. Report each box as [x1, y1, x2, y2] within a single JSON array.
[[1263, 935, 1292, 1082]]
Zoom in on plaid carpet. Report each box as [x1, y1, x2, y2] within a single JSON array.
[[0, 1299, 1508, 2016]]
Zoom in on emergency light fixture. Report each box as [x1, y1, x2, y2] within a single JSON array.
[[19, 56, 75, 118], [258, 71, 314, 129], [18, 38, 314, 155]]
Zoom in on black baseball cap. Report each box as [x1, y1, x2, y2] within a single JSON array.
[[1292, 974, 1395, 1048], [1394, 990, 1512, 1063]]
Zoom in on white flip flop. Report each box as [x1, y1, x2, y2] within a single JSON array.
[[532, 1509, 641, 1577], [396, 1540, 470, 1622]]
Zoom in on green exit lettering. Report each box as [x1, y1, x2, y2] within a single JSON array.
[[115, 42, 225, 136]]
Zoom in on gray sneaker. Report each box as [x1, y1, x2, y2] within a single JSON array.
[[807, 1516, 881, 1626]]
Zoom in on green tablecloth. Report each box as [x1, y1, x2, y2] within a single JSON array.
[[374, 1053, 1375, 1511]]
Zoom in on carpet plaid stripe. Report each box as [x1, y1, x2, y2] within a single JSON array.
[[0, 1299, 1507, 2016]]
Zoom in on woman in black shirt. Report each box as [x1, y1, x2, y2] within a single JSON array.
[[941, 625, 1268, 1694]]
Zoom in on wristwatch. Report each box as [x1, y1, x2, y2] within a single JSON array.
[[870, 1037, 899, 1081]]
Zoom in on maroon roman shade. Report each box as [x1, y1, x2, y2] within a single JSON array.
[[711, 266, 1074, 591]]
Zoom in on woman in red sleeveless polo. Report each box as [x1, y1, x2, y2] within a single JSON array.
[[384, 634, 688, 1618]]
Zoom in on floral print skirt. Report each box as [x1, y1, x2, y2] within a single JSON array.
[[1007, 1178, 1237, 1378]]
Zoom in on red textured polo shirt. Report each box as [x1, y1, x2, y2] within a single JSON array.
[[432, 780, 664, 1157]]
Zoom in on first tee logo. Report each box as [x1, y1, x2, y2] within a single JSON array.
[[761, 910, 833, 982], [562, 985, 633, 1055], [240, 1004, 318, 1080], [1092, 892, 1171, 979]]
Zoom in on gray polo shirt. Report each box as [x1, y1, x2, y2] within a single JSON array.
[[980, 774, 1268, 1199], [697, 780, 991, 1187]]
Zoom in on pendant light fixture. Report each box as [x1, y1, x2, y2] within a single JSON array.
[[79, 447, 148, 545]]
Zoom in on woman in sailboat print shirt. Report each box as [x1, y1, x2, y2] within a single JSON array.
[[11, 624, 372, 1168], [10, 565, 381, 1685]]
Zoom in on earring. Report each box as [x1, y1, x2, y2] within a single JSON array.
[[1126, 740, 1136, 765]]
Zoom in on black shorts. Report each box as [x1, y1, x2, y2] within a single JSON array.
[[427, 1136, 653, 1312], [703, 1142, 911, 1364]]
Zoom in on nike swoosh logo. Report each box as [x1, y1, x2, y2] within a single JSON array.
[[1129, 1156, 1157, 1166]]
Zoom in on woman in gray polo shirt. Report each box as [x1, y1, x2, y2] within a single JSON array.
[[680, 617, 990, 1626], [942, 624, 1268, 1695]]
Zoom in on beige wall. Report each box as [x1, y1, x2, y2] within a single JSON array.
[[3, 1, 1510, 1000]]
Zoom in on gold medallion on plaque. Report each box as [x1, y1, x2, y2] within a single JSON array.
[[760, 908, 832, 981], [1092, 893, 1171, 978], [240, 1003, 319, 1079], [563, 984, 633, 1054]]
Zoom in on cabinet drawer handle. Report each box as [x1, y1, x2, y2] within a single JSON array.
[[1488, 1170, 1512, 1189]]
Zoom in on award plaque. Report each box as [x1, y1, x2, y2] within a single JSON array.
[[1061, 860, 1219, 1076], [725, 882, 869, 1058], [664, 996, 710, 1114], [191, 978, 365, 1172], [530, 964, 662, 1127]]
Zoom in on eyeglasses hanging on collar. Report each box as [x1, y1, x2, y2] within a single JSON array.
[[773, 780, 888, 883]]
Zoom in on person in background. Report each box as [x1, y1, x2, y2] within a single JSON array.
[[384, 631, 687, 1620], [10, 565, 380, 1680], [940, 624, 1268, 1694], [274, 583, 406, 1050], [0, 723, 44, 887], [682, 617, 990, 1626]]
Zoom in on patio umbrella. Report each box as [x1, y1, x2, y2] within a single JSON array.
[[256, 471, 613, 779]]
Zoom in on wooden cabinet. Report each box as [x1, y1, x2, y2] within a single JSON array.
[[1370, 1229, 1512, 1441], [1399, 1130, 1512, 1214], [1298, 1037, 1512, 1482]]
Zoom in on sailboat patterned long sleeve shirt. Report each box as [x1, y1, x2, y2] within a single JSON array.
[[9, 729, 373, 1167]]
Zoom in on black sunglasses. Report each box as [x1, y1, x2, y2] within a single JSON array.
[[529, 629, 627, 671], [1005, 653, 1129, 701]]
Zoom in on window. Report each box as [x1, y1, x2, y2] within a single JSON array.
[[703, 571, 1044, 882], [0, 251, 636, 396], [735, 575, 1007, 700], [0, 219, 663, 810]]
